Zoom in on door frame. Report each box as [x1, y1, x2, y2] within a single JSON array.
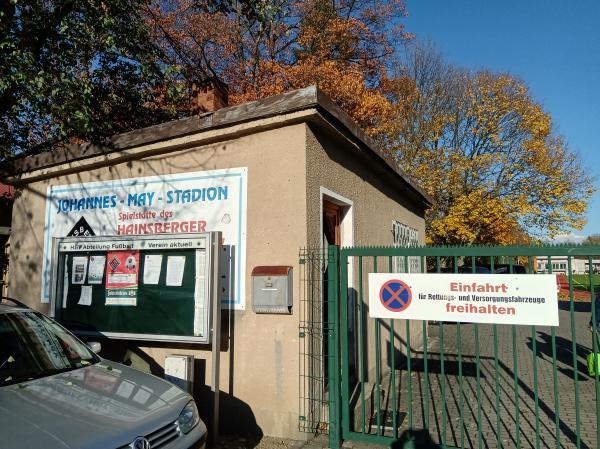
[[319, 187, 353, 252]]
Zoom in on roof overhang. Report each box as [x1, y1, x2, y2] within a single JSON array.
[[0, 86, 433, 208]]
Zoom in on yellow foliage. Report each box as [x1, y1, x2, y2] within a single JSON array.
[[388, 66, 595, 244]]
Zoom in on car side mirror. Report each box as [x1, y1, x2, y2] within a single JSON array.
[[87, 341, 102, 354]]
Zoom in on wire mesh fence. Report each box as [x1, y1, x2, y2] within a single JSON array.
[[299, 247, 332, 434]]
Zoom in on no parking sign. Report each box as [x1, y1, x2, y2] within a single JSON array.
[[379, 279, 412, 312]]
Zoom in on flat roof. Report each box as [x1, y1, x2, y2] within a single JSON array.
[[0, 86, 432, 206]]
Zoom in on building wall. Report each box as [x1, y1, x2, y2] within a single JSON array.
[[536, 256, 599, 274], [304, 124, 427, 397], [305, 124, 426, 248], [9, 124, 309, 439]]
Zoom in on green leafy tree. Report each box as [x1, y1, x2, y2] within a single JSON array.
[[0, 0, 186, 157]]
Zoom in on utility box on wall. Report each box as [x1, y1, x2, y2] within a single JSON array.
[[164, 354, 195, 394], [251, 266, 293, 314]]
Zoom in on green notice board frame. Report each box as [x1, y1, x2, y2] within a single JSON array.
[[50, 233, 221, 344]]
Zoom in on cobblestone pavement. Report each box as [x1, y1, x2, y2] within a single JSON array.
[[215, 434, 378, 449]]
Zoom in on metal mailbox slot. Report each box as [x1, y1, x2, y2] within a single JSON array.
[[251, 266, 293, 314]]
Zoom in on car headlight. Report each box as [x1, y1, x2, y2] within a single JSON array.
[[177, 400, 200, 434]]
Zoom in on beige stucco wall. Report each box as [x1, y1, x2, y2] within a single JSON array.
[[9, 123, 309, 439], [305, 124, 425, 248], [305, 124, 427, 392]]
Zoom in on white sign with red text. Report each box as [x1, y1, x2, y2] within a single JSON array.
[[369, 273, 559, 326], [42, 168, 247, 308]]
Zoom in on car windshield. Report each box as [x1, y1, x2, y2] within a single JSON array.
[[0, 311, 99, 387]]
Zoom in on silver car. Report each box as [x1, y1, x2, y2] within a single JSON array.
[[0, 300, 207, 449]]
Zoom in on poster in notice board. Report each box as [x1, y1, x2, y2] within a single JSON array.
[[105, 251, 139, 306], [87, 256, 106, 284]]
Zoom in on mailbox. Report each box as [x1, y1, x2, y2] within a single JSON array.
[[251, 266, 293, 314]]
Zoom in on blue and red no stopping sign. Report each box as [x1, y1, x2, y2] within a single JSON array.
[[379, 279, 412, 312]]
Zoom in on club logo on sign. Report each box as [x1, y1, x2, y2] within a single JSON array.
[[379, 279, 412, 312], [109, 256, 121, 271]]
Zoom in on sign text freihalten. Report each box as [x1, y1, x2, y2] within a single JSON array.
[[369, 273, 559, 326]]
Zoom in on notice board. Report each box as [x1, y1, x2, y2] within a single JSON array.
[[50, 233, 220, 343]]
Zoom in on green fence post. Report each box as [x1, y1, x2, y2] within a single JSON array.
[[548, 257, 561, 449], [340, 249, 351, 442], [567, 257, 582, 449], [589, 256, 600, 449], [328, 245, 342, 449]]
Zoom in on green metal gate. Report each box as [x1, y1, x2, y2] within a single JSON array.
[[325, 245, 600, 449]]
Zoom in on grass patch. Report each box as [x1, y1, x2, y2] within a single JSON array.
[[570, 274, 600, 292]]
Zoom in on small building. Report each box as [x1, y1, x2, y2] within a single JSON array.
[[1, 86, 431, 440], [536, 256, 600, 274]]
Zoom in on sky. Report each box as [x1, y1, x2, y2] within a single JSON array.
[[402, 0, 600, 242]]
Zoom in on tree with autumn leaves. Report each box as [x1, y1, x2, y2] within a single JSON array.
[[1, 0, 594, 245], [147, 0, 592, 244], [145, 0, 406, 134], [384, 45, 594, 244]]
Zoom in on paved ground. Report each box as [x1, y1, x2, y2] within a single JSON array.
[[218, 301, 600, 448], [400, 316, 597, 448], [216, 435, 307, 449], [216, 434, 376, 449], [346, 301, 600, 449]]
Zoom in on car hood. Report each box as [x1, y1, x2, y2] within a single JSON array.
[[0, 360, 191, 449]]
